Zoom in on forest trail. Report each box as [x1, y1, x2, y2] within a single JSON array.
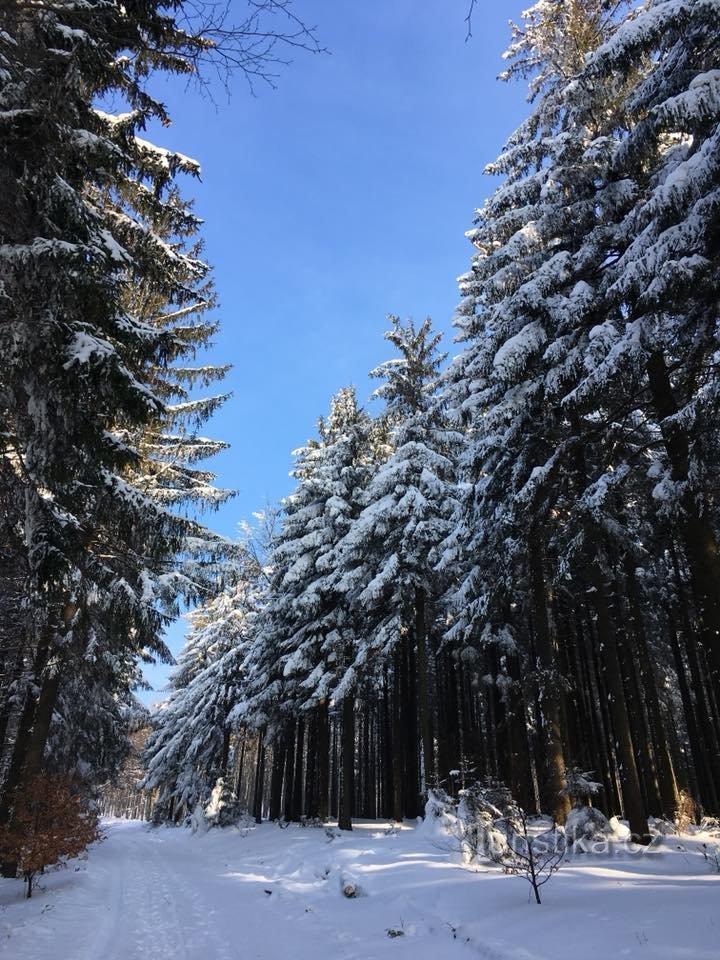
[[0, 819, 479, 960], [2, 818, 719, 960]]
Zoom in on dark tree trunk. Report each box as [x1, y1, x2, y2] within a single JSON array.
[[586, 563, 650, 841], [283, 719, 297, 823], [667, 607, 716, 809], [304, 711, 318, 819], [403, 631, 420, 817], [269, 736, 286, 822], [647, 350, 720, 692], [415, 586, 435, 792], [339, 695, 354, 830], [291, 716, 305, 821], [317, 699, 330, 821], [624, 562, 679, 817], [391, 645, 404, 821], [528, 530, 570, 824], [252, 734, 266, 824], [330, 715, 339, 820]]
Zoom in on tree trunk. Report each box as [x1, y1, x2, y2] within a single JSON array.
[[646, 350, 720, 691], [415, 586, 435, 793], [291, 716, 305, 821], [624, 562, 679, 817], [304, 710, 318, 819], [317, 700, 330, 821], [252, 734, 266, 824], [268, 735, 286, 822], [528, 529, 570, 824], [403, 630, 420, 817], [670, 543, 720, 805], [586, 563, 650, 842], [339, 695, 354, 830], [391, 645, 404, 821]]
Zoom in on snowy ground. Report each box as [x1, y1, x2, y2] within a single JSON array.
[[1, 817, 718, 959]]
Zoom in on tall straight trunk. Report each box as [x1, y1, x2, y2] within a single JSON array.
[[252, 734, 266, 824], [612, 600, 657, 816], [330, 716, 339, 819], [24, 601, 77, 780], [580, 606, 623, 813], [316, 700, 330, 821], [646, 350, 720, 691], [291, 716, 305, 821], [379, 673, 391, 818], [572, 611, 615, 806], [392, 646, 403, 821], [219, 728, 231, 781], [22, 668, 62, 779], [586, 563, 649, 841], [282, 719, 297, 823], [339, 695, 354, 830], [456, 659, 472, 789], [365, 701, 380, 820], [233, 727, 247, 797], [403, 630, 420, 817], [360, 705, 371, 816], [667, 607, 717, 809], [269, 736, 286, 821], [670, 544, 720, 804], [624, 562, 679, 817], [435, 652, 454, 786], [505, 652, 535, 812], [304, 711, 318, 819], [486, 659, 499, 781], [0, 645, 26, 756], [414, 586, 435, 792], [0, 628, 54, 816], [0, 685, 38, 879], [528, 529, 570, 824]]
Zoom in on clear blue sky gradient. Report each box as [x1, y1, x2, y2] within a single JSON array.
[[138, 0, 528, 705]]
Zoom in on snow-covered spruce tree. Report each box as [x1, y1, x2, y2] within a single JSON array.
[[239, 388, 375, 828], [142, 553, 265, 820], [43, 187, 236, 803], [0, 2, 240, 857], [440, 0, 657, 832], [561, 0, 720, 723], [230, 442, 330, 823], [329, 317, 457, 812], [493, 0, 720, 814]]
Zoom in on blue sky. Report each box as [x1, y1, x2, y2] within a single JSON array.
[[138, 0, 528, 704]]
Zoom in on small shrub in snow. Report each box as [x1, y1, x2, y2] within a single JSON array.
[[426, 787, 456, 820], [189, 802, 208, 834], [565, 805, 612, 851], [487, 809, 565, 905], [204, 778, 247, 829], [0, 774, 101, 899], [560, 768, 602, 807], [421, 788, 458, 844], [649, 817, 677, 837], [457, 778, 515, 861]]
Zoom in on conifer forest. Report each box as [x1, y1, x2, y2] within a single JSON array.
[[1, 2, 720, 958]]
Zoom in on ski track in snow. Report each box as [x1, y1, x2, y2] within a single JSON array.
[[1, 818, 719, 960]]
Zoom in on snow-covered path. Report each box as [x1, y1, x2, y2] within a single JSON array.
[[1, 818, 719, 959], [2, 820, 477, 960]]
